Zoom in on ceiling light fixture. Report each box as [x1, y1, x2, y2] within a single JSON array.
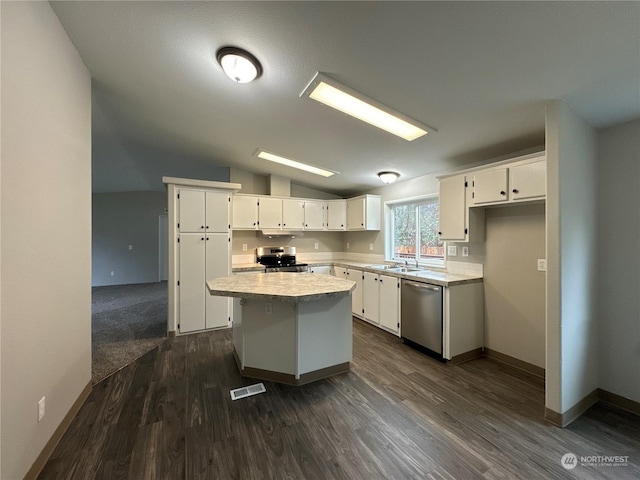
[[378, 171, 400, 184], [256, 150, 337, 177], [300, 72, 435, 141], [216, 46, 262, 83]]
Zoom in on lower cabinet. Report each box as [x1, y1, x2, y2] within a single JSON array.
[[344, 268, 363, 317], [308, 265, 332, 274], [178, 233, 231, 333], [363, 272, 400, 335]]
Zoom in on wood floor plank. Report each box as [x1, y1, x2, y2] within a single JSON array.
[[38, 320, 640, 480]]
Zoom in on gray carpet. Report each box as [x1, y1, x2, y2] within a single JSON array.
[[92, 282, 168, 384]]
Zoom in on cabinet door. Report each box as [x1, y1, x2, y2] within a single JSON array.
[[334, 267, 347, 279], [347, 269, 363, 316], [347, 197, 365, 230], [363, 272, 380, 324], [510, 160, 546, 201], [473, 168, 509, 205], [178, 234, 206, 333], [304, 200, 325, 230], [232, 195, 259, 229], [206, 191, 230, 233], [438, 175, 467, 241], [327, 200, 346, 230], [259, 197, 283, 229], [379, 275, 399, 334], [282, 199, 304, 229], [178, 190, 206, 233], [205, 233, 231, 329], [309, 265, 331, 275]]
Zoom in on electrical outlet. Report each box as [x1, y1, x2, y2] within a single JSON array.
[[264, 302, 272, 314], [346, 242, 350, 249], [242, 243, 247, 251], [314, 242, 319, 250], [537, 259, 547, 272], [128, 244, 133, 250], [110, 271, 115, 277], [462, 246, 469, 257], [369, 243, 374, 251], [38, 396, 45, 422], [447, 245, 458, 257]]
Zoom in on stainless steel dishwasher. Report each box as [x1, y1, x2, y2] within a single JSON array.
[[401, 280, 443, 359]]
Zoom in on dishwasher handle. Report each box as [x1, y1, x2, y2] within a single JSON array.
[[403, 280, 440, 292]]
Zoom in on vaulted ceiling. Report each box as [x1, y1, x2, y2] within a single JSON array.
[[51, 1, 640, 195]]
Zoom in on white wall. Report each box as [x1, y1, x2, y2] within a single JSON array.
[[1, 3, 92, 478], [545, 100, 599, 415], [597, 119, 640, 403]]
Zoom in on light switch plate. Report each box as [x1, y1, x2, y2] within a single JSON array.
[[537, 259, 547, 271], [242, 243, 247, 251], [315, 242, 319, 250], [447, 245, 458, 257], [462, 247, 469, 257], [128, 244, 133, 250], [369, 243, 374, 251]]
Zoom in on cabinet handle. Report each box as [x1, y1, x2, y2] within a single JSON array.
[[206, 237, 209, 241], [512, 189, 519, 194], [438, 231, 442, 235], [500, 191, 506, 196], [278, 223, 281, 227], [253, 222, 256, 226], [206, 225, 209, 229], [201, 237, 204, 241], [201, 225, 205, 229]]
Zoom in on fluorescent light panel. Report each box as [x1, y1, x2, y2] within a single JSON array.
[[256, 150, 337, 177], [301, 73, 434, 141]]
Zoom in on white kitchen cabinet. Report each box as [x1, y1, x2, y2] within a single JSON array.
[[259, 196, 283, 229], [438, 174, 484, 243], [473, 168, 509, 205], [363, 272, 380, 325], [347, 195, 381, 231], [282, 199, 305, 229], [326, 200, 347, 230], [378, 274, 400, 335], [178, 233, 231, 333], [333, 266, 347, 279], [510, 159, 546, 201], [304, 200, 325, 230], [164, 177, 238, 336], [232, 195, 259, 229], [309, 265, 332, 274], [345, 268, 363, 317]]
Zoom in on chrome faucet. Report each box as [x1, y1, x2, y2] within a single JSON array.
[[404, 259, 408, 266], [415, 259, 419, 268]]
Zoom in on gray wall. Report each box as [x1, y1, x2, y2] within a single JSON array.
[[483, 205, 546, 368], [597, 119, 640, 403], [93, 192, 167, 286], [1, 3, 92, 478]]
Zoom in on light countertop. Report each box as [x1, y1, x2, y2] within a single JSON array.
[[207, 272, 355, 302], [232, 260, 482, 287]]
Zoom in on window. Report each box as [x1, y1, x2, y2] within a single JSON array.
[[389, 196, 444, 266]]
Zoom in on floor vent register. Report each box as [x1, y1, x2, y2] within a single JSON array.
[[230, 383, 266, 401]]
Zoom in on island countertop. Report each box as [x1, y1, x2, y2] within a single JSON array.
[[207, 272, 355, 302]]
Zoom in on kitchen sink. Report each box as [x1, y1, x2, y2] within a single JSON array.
[[366, 264, 393, 270], [386, 266, 422, 273]]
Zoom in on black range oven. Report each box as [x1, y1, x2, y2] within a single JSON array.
[[256, 246, 308, 273]]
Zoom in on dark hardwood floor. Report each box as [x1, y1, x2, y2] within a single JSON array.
[[39, 319, 640, 479]]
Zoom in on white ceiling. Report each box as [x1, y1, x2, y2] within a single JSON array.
[[51, 1, 640, 196]]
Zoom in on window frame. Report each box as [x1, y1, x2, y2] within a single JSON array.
[[385, 194, 445, 268]]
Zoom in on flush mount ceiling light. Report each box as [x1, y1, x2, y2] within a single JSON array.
[[378, 171, 400, 184], [256, 150, 338, 177], [300, 72, 436, 141], [216, 46, 262, 83]]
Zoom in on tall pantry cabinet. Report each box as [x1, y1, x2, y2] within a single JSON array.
[[163, 177, 241, 335]]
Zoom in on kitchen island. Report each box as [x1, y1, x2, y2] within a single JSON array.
[[207, 273, 355, 385]]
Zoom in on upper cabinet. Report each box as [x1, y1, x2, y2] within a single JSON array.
[[179, 189, 231, 233], [509, 160, 546, 201], [326, 200, 347, 231], [232, 195, 260, 229], [438, 175, 485, 243], [231, 194, 379, 231], [472, 157, 546, 206], [347, 195, 381, 231], [438, 154, 545, 243], [303, 200, 325, 230]]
